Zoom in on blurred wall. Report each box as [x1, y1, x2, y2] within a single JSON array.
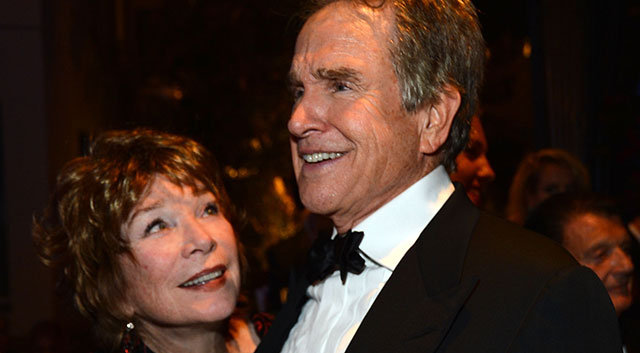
[[0, 0, 53, 336]]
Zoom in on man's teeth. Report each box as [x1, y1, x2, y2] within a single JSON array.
[[303, 152, 343, 163], [180, 270, 223, 288]]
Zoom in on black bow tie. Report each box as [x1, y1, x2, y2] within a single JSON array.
[[306, 230, 366, 284]]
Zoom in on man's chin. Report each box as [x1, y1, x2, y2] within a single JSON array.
[[611, 294, 633, 316]]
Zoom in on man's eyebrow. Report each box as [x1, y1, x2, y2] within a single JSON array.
[[288, 70, 301, 88], [314, 67, 362, 83], [584, 240, 613, 255]]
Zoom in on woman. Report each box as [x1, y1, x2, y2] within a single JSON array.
[[33, 129, 261, 353], [449, 115, 496, 207], [506, 148, 591, 225]]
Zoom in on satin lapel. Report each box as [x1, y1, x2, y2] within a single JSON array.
[[254, 270, 311, 353], [347, 186, 480, 353]]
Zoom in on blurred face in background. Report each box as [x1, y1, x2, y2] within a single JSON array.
[[450, 116, 495, 206], [563, 212, 634, 315], [526, 162, 573, 210]]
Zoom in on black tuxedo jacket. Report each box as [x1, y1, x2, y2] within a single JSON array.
[[256, 187, 622, 353]]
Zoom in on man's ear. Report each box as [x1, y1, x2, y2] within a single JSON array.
[[418, 85, 461, 154]]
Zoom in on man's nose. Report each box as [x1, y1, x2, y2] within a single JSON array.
[[182, 217, 216, 258], [611, 247, 634, 275], [288, 91, 327, 139]]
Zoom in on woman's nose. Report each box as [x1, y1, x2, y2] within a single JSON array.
[[477, 156, 496, 183], [182, 217, 216, 257]]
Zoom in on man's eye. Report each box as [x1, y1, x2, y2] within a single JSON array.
[[333, 82, 350, 92], [590, 249, 610, 263], [144, 218, 168, 235], [204, 202, 219, 216], [292, 87, 304, 101], [621, 243, 632, 255]]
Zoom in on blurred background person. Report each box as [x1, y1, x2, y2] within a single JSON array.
[[628, 215, 640, 243], [33, 129, 261, 353], [506, 148, 591, 225], [450, 115, 496, 207], [526, 193, 638, 352]]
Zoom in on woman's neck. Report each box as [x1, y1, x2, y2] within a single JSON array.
[[137, 316, 258, 353], [139, 322, 227, 353]]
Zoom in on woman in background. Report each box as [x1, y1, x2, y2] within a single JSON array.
[[506, 148, 590, 225], [449, 115, 496, 207], [33, 129, 261, 353]]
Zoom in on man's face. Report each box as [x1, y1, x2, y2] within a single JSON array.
[[288, 2, 430, 231], [450, 116, 495, 206], [563, 213, 635, 315]]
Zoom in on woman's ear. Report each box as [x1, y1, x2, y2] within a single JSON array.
[[418, 84, 461, 155]]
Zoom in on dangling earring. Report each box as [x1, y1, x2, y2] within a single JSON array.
[[123, 322, 135, 352]]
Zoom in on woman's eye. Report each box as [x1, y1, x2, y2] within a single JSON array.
[[464, 142, 482, 160], [144, 218, 168, 235], [204, 202, 219, 216]]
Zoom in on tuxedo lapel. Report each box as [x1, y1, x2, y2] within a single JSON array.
[[347, 187, 480, 353]]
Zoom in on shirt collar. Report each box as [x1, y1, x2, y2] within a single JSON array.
[[340, 166, 454, 271]]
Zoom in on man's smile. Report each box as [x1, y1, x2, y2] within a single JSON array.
[[302, 152, 344, 163]]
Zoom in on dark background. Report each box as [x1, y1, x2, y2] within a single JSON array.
[[0, 0, 639, 351]]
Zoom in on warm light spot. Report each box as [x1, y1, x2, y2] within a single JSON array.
[[172, 88, 183, 100], [522, 40, 532, 59], [273, 176, 296, 216], [250, 138, 262, 151], [273, 176, 286, 196], [238, 168, 250, 178], [225, 166, 238, 179]]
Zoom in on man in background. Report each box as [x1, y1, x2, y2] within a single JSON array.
[[527, 193, 638, 352]]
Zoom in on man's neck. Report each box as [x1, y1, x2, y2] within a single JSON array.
[[331, 165, 446, 233]]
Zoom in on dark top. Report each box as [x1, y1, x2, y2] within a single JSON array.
[[105, 313, 272, 353]]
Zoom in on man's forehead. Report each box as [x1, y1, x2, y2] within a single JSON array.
[[566, 212, 629, 244], [291, 3, 395, 77], [297, 1, 394, 48], [307, 1, 392, 26]]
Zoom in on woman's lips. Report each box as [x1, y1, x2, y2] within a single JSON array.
[[179, 265, 226, 288]]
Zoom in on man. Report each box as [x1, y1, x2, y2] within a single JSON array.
[[526, 193, 637, 351], [525, 193, 634, 316], [449, 115, 496, 206], [257, 0, 621, 352]]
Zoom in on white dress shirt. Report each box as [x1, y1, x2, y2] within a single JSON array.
[[281, 166, 455, 353]]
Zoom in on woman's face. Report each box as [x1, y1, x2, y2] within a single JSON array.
[[119, 174, 240, 330], [527, 163, 574, 210]]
